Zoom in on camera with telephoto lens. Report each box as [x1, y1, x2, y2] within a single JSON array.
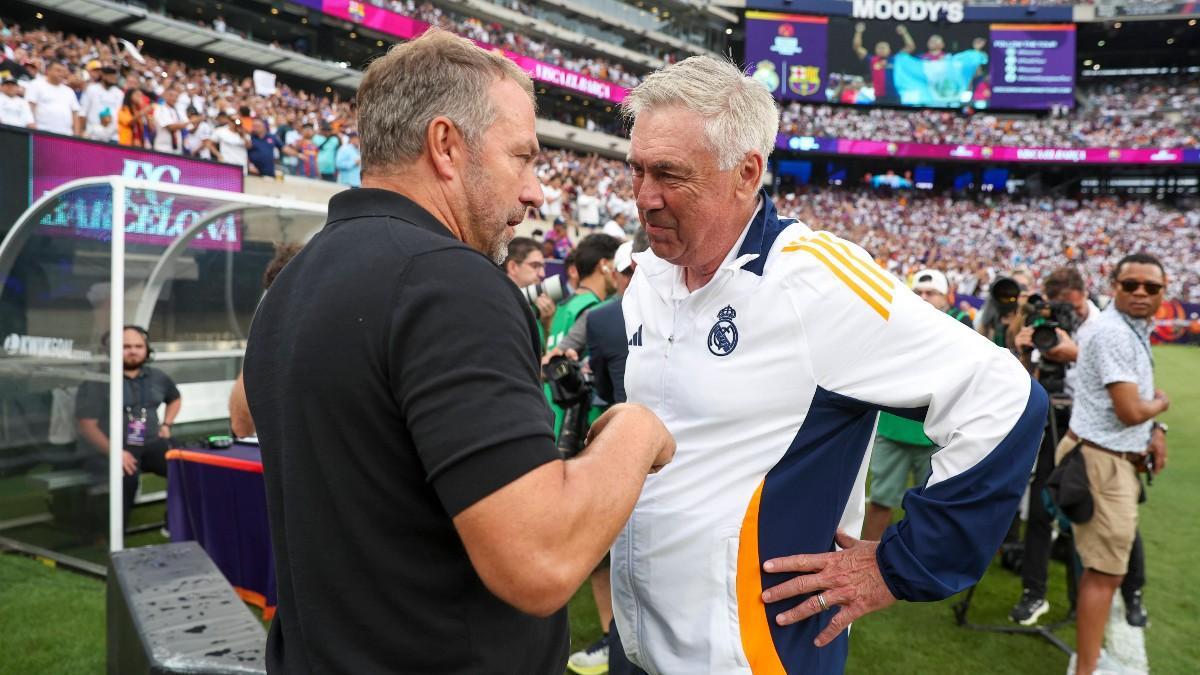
[[542, 354, 594, 458], [1022, 294, 1082, 395], [519, 276, 565, 318]]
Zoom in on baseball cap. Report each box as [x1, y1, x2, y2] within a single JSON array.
[[85, 59, 102, 70], [1, 78, 18, 86], [614, 241, 635, 274], [911, 269, 949, 296]]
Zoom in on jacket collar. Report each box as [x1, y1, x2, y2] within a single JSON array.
[[632, 189, 782, 301]]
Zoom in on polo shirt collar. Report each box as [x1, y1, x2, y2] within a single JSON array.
[[325, 188, 456, 240]]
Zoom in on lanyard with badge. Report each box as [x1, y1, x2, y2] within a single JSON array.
[[125, 377, 148, 447], [1119, 314, 1154, 368]]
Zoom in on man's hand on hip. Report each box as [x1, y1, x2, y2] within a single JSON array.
[[760, 530, 897, 647]]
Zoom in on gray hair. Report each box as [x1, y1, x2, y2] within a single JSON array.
[[622, 56, 780, 171], [356, 29, 535, 173]]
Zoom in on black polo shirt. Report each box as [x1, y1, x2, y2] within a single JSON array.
[[244, 188, 566, 674]]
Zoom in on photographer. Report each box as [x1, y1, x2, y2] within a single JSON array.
[[1009, 267, 1103, 626], [975, 269, 1033, 349], [1059, 254, 1169, 675], [504, 237, 556, 346], [544, 233, 622, 438]]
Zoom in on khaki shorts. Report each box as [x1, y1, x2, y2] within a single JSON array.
[[1055, 434, 1141, 575]]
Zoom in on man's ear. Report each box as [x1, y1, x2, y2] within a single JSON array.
[[734, 151, 764, 199], [426, 116, 466, 181]]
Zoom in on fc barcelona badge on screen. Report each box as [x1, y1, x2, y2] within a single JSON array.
[[789, 65, 821, 97], [708, 305, 739, 357]]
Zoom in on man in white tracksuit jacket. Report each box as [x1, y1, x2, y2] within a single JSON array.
[[612, 57, 1047, 674]]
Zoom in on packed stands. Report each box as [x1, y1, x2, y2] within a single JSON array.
[[781, 77, 1200, 149], [774, 189, 1200, 303]]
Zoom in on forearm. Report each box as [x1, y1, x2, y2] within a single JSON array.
[[455, 410, 660, 614], [163, 399, 181, 425], [78, 420, 111, 454], [1128, 398, 1168, 426], [229, 372, 256, 437]]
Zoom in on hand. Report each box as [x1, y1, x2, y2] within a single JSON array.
[[534, 294, 556, 323], [122, 450, 139, 476], [1154, 388, 1170, 412], [540, 347, 578, 366], [855, 22, 866, 33], [585, 403, 675, 473], [973, 37, 987, 51], [896, 24, 910, 36], [761, 530, 897, 647], [158, 424, 171, 439], [1147, 427, 1167, 475], [1014, 326, 1034, 352], [1043, 329, 1078, 363]]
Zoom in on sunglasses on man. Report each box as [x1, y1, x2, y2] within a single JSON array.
[[1116, 279, 1164, 295]]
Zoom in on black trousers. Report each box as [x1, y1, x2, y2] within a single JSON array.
[[88, 438, 170, 522], [608, 619, 648, 675]]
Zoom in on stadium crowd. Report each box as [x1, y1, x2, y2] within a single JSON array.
[[782, 77, 1200, 149], [4, 18, 1198, 308], [357, 0, 650, 89], [775, 189, 1200, 303]]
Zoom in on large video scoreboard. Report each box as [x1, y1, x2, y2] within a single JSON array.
[[745, 10, 1076, 110]]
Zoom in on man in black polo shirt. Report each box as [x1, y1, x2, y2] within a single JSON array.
[[243, 29, 674, 674], [76, 326, 181, 520]]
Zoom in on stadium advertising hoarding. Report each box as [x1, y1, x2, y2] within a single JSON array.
[[1095, 2, 1200, 19], [777, 133, 1200, 166], [31, 134, 245, 251], [316, 0, 628, 103], [746, 11, 1075, 110]]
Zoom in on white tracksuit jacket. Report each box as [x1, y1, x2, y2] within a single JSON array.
[[613, 192, 1047, 674]]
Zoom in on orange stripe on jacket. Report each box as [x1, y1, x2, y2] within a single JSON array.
[[737, 480, 787, 675]]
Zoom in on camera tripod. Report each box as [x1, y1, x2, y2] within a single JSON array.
[[951, 396, 1078, 655]]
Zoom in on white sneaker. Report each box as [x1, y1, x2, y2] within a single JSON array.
[[566, 634, 610, 675]]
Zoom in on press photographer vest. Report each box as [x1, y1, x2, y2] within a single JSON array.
[[545, 290, 603, 439]]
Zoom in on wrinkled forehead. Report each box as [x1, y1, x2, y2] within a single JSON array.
[[627, 107, 711, 168]]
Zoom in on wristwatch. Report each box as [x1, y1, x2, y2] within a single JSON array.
[[1152, 422, 1169, 435]]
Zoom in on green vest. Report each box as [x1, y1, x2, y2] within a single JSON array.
[[544, 291, 603, 438], [876, 413, 934, 447]]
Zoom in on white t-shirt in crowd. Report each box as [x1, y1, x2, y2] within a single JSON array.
[[185, 120, 215, 159], [576, 193, 601, 226], [152, 103, 185, 153], [0, 93, 35, 127], [25, 79, 79, 135], [541, 185, 563, 219], [80, 82, 123, 126], [212, 124, 248, 168]]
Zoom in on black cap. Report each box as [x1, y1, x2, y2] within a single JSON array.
[[100, 66, 118, 75], [1, 78, 18, 85]]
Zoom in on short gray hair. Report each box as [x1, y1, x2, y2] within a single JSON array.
[[622, 56, 780, 171], [356, 29, 535, 173]]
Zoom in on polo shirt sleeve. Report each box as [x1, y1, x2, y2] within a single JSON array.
[[75, 381, 106, 420], [390, 247, 560, 517], [781, 232, 1047, 602]]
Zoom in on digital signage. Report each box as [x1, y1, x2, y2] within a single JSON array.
[[745, 11, 1076, 110]]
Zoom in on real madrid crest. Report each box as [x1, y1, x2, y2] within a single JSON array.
[[707, 305, 739, 357]]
